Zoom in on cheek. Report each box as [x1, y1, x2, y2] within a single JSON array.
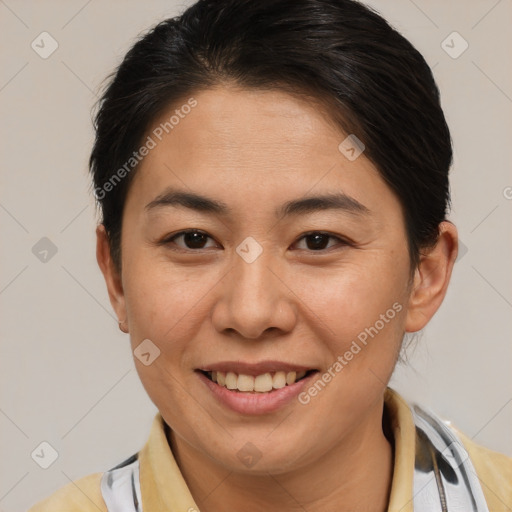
[[294, 254, 407, 332], [122, 257, 219, 353], [297, 273, 406, 420], [298, 257, 409, 389]]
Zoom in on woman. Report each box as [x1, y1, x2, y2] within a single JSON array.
[[29, 0, 512, 511]]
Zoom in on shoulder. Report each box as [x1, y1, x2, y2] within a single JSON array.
[[27, 472, 107, 512], [455, 427, 512, 510]]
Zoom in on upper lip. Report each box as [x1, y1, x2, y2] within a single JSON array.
[[197, 360, 316, 376]]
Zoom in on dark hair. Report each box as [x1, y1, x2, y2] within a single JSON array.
[[89, 0, 452, 274]]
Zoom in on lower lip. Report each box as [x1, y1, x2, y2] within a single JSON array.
[[197, 371, 318, 415]]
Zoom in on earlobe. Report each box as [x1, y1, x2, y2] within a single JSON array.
[[96, 224, 128, 330], [404, 221, 458, 333]]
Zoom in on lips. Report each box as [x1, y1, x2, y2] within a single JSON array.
[[196, 363, 320, 415], [196, 360, 318, 394], [198, 360, 313, 376]]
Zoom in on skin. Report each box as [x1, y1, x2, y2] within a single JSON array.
[[97, 85, 458, 512]]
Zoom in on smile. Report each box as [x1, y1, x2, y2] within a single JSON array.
[[201, 370, 314, 393], [196, 362, 320, 415]]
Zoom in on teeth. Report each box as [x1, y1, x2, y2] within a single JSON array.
[[272, 371, 286, 389], [254, 373, 273, 392], [286, 371, 296, 385], [216, 371, 226, 386], [225, 371, 238, 389], [237, 374, 255, 392], [208, 370, 310, 392]]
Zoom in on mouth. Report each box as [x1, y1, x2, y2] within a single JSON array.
[[195, 361, 320, 414], [199, 369, 317, 393]]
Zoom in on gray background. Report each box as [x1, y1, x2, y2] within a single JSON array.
[[1, 1, 511, 510]]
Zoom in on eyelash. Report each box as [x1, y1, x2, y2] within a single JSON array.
[[160, 229, 352, 253]]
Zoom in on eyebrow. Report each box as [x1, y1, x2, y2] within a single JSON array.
[[145, 187, 371, 218]]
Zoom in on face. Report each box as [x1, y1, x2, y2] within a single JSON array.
[[98, 85, 451, 474]]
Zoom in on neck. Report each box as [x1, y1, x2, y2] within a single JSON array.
[[168, 399, 394, 512]]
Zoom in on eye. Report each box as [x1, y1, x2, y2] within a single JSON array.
[[163, 229, 219, 251], [293, 231, 350, 251], [160, 229, 351, 253]]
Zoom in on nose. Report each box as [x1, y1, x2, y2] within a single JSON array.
[[211, 247, 297, 340]]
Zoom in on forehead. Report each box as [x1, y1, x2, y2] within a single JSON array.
[[152, 86, 343, 164], [125, 85, 395, 219]]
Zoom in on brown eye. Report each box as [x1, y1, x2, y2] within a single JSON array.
[[294, 232, 349, 251], [165, 230, 218, 250]]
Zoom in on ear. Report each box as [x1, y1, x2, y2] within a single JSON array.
[[96, 224, 128, 331], [405, 221, 458, 333]]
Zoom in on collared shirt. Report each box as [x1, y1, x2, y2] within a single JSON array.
[[28, 387, 512, 511]]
